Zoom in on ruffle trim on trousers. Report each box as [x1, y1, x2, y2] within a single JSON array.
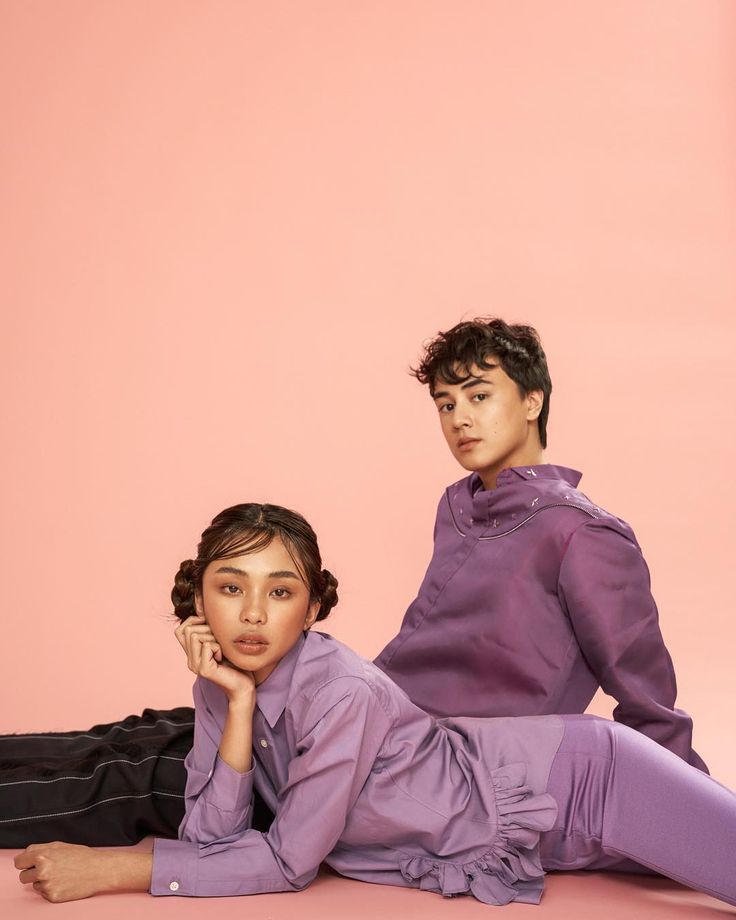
[[399, 762, 558, 906]]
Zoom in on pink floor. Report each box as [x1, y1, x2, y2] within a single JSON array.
[[2, 839, 732, 919]]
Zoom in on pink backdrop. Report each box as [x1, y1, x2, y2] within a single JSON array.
[[2, 0, 734, 817]]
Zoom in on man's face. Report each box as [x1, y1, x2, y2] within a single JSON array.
[[431, 360, 543, 482]]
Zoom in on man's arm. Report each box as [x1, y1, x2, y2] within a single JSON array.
[[557, 519, 708, 772]]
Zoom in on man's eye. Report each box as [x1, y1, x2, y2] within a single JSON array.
[[439, 403, 453, 413], [473, 393, 488, 402]]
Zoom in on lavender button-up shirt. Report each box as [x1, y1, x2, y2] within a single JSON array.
[[151, 631, 564, 903], [375, 464, 706, 771]]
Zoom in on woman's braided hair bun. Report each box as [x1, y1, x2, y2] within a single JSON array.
[[171, 558, 198, 621], [316, 568, 339, 621], [170, 503, 340, 625]]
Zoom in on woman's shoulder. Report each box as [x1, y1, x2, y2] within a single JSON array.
[[291, 630, 400, 721]]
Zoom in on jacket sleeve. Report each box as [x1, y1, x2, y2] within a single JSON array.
[[151, 676, 393, 897], [557, 519, 708, 772], [177, 676, 255, 844]]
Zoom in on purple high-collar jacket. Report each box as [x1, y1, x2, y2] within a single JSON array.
[[374, 464, 706, 772]]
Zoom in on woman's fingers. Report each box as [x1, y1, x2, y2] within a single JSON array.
[[178, 622, 217, 664], [183, 625, 216, 642], [174, 616, 206, 651], [198, 641, 229, 680], [179, 623, 223, 676], [198, 641, 216, 676], [188, 632, 203, 674], [14, 849, 36, 871]]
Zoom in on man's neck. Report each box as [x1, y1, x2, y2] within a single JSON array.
[[478, 447, 545, 491]]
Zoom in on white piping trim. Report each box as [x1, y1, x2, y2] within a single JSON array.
[[0, 754, 186, 787], [0, 790, 185, 823]]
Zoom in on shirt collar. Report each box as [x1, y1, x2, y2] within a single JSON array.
[[470, 464, 583, 493], [256, 631, 307, 728]]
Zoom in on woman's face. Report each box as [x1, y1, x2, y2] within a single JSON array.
[[195, 535, 320, 685]]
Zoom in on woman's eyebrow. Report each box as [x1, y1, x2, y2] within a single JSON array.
[[214, 565, 301, 580]]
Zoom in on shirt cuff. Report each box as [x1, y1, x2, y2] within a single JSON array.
[[150, 837, 200, 896]]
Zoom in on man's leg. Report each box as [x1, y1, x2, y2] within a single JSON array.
[[0, 708, 194, 847]]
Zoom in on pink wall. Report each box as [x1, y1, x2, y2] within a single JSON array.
[[1, 1, 734, 783]]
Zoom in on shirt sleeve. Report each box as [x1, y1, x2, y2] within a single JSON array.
[[151, 676, 394, 897], [176, 677, 256, 845], [557, 519, 708, 773]]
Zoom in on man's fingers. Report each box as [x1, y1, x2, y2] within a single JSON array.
[[19, 867, 40, 885]]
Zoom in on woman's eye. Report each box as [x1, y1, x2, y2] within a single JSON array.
[[272, 587, 291, 598], [223, 584, 241, 595], [473, 393, 488, 402]]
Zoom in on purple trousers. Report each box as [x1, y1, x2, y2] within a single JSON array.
[[541, 715, 736, 907]]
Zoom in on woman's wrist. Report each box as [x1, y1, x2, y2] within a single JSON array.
[[225, 688, 256, 710], [96, 851, 153, 893]]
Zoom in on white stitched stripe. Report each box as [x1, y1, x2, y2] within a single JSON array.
[[0, 718, 194, 741], [0, 754, 186, 787], [0, 790, 185, 823]]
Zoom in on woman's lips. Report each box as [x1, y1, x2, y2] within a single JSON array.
[[233, 638, 269, 655]]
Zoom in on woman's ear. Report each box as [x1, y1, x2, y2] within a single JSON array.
[[194, 590, 204, 618], [304, 600, 321, 630]]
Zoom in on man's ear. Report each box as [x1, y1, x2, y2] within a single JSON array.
[[305, 600, 321, 630], [526, 390, 544, 422]]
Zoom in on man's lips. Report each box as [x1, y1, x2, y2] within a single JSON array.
[[457, 438, 481, 451]]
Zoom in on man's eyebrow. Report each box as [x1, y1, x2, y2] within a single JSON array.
[[213, 566, 301, 580], [432, 375, 496, 400]]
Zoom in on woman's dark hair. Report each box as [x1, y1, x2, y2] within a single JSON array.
[[410, 317, 552, 449], [171, 503, 338, 624]]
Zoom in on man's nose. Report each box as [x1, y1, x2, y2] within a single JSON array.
[[452, 406, 472, 428]]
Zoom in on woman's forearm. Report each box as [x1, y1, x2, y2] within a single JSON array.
[[219, 695, 255, 774]]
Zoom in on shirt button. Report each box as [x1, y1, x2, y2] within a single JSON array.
[[169, 881, 180, 892], [259, 739, 269, 749]]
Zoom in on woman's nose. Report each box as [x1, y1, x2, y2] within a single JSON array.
[[240, 601, 267, 623]]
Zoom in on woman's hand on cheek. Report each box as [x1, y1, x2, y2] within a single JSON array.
[[197, 640, 256, 705], [15, 842, 107, 902], [175, 615, 223, 663], [177, 618, 255, 705]]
